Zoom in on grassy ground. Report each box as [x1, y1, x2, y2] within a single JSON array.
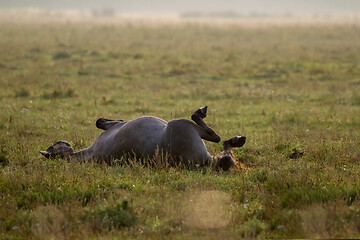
[[0, 17, 360, 239]]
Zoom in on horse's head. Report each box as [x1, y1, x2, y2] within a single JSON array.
[[40, 141, 74, 159]]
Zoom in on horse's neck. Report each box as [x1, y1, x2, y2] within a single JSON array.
[[71, 148, 93, 162]]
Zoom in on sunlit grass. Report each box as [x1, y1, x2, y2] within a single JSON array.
[[0, 19, 360, 239]]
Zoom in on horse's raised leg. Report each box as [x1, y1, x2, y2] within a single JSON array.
[[96, 118, 126, 131], [191, 106, 221, 143]]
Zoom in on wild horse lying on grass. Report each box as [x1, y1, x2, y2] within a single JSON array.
[[40, 106, 246, 171]]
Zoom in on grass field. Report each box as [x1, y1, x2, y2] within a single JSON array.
[[0, 16, 360, 239]]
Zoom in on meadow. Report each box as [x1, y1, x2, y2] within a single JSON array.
[[0, 16, 360, 239]]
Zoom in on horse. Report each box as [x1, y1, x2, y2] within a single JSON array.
[[40, 106, 246, 171]]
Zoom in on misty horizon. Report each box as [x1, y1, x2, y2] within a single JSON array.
[[1, 0, 360, 16]]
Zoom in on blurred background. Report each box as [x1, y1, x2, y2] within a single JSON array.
[[0, 0, 359, 18]]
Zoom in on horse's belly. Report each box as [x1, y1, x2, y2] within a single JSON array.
[[111, 117, 167, 158]]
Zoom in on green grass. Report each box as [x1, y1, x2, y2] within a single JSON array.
[[0, 18, 360, 239]]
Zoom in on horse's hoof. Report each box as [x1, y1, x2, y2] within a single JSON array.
[[218, 155, 236, 171], [231, 136, 246, 147], [200, 106, 207, 115], [195, 106, 207, 118]]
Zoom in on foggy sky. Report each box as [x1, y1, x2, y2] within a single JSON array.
[[1, 0, 359, 15]]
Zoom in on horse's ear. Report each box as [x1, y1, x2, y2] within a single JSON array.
[[40, 151, 50, 158]]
